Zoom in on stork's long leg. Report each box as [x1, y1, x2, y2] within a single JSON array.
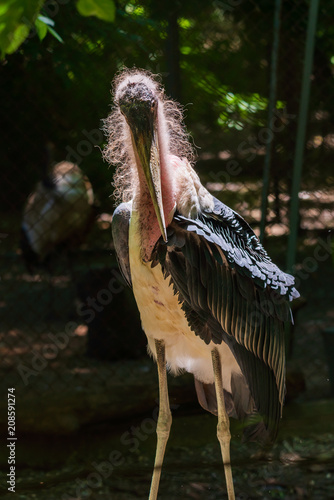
[[149, 339, 172, 500], [211, 347, 235, 500]]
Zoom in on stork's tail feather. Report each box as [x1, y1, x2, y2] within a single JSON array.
[[241, 414, 273, 444], [194, 378, 218, 415], [194, 373, 276, 445]]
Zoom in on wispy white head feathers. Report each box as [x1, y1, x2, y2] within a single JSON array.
[[103, 68, 195, 203]]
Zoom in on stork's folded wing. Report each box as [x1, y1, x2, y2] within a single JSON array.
[[151, 197, 299, 443]]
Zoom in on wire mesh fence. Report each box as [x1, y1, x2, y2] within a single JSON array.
[[0, 0, 333, 439]]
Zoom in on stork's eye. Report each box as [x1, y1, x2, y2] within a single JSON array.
[[119, 102, 129, 115]]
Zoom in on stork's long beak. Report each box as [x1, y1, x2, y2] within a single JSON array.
[[126, 108, 168, 242]]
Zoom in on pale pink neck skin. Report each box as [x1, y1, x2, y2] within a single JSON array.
[[134, 154, 178, 261], [131, 99, 192, 261]]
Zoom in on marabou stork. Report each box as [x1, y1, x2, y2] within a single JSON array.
[[21, 158, 96, 315], [21, 160, 95, 273], [104, 68, 299, 500]]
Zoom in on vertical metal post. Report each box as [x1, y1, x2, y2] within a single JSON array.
[[286, 0, 320, 272], [166, 10, 181, 101], [260, 0, 282, 242]]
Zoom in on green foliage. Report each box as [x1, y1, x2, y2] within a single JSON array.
[[76, 0, 115, 22], [34, 15, 48, 41], [35, 15, 63, 43], [0, 0, 43, 57], [0, 0, 115, 58], [1, 0, 334, 212]]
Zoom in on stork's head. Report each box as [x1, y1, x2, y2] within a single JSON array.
[[117, 80, 167, 242], [104, 69, 196, 249]]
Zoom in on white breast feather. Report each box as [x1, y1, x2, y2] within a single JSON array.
[[129, 209, 242, 392]]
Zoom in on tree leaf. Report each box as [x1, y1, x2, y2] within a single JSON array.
[[3, 22, 30, 55], [76, 0, 115, 22], [0, 0, 44, 58], [47, 25, 64, 44], [37, 15, 55, 27], [35, 17, 48, 41]]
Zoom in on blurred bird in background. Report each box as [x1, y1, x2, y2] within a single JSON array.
[[21, 145, 97, 315], [104, 68, 299, 500]]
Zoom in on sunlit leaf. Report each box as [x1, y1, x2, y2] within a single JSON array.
[[4, 23, 30, 55], [0, 4, 9, 16], [76, 0, 115, 22], [37, 15, 55, 27], [47, 25, 64, 44], [178, 17, 193, 30], [35, 18, 48, 41], [125, 4, 145, 16], [180, 46, 191, 55], [0, 0, 44, 57], [35, 14, 63, 44]]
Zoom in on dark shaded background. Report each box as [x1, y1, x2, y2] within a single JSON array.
[[0, 1, 333, 499]]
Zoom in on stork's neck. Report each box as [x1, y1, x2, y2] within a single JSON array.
[[133, 155, 215, 261], [133, 156, 176, 261]]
